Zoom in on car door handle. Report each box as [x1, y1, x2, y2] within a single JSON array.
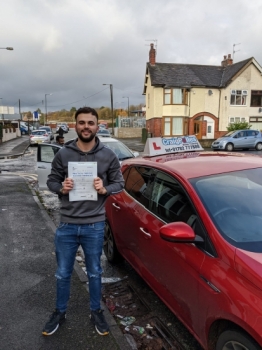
[[37, 166, 47, 169], [112, 203, 120, 210], [139, 227, 151, 238]]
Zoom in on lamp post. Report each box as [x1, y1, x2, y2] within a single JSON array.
[[0, 97, 4, 121], [103, 84, 114, 135], [44, 93, 52, 125], [0, 47, 14, 50], [122, 96, 129, 117]]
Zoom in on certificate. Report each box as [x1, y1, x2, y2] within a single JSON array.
[[68, 162, 97, 202]]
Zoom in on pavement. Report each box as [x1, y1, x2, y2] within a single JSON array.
[[0, 136, 142, 350]]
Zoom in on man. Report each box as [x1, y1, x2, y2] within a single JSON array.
[[42, 107, 124, 336], [57, 125, 65, 137], [54, 135, 64, 145]]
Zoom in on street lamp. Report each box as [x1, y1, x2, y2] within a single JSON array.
[[0, 47, 14, 50], [103, 84, 114, 135], [0, 98, 3, 121], [44, 93, 52, 125], [122, 96, 129, 117]]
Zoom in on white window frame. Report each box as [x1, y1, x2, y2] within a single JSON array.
[[230, 90, 247, 106]]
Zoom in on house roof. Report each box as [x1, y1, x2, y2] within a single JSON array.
[[145, 57, 255, 90]]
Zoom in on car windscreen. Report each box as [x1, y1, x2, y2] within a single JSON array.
[[190, 168, 262, 252], [32, 131, 46, 135], [40, 127, 51, 132], [102, 141, 134, 160]]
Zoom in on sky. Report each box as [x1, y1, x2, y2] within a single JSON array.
[[1, 0, 262, 115]]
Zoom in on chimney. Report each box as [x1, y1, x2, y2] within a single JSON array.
[[221, 54, 233, 67], [149, 43, 156, 65]]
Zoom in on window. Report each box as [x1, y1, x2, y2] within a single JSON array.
[[163, 117, 184, 136], [230, 90, 247, 106], [164, 88, 188, 105], [250, 90, 262, 107], [124, 166, 155, 207], [229, 117, 246, 123]]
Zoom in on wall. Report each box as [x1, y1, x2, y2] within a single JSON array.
[[116, 127, 142, 138]]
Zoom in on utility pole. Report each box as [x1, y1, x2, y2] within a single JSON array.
[[19, 99, 22, 119]]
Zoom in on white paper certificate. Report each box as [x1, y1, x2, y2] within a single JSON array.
[[68, 162, 97, 202]]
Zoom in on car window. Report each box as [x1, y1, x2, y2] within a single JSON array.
[[32, 131, 46, 135], [124, 166, 155, 207], [247, 130, 257, 136], [38, 145, 61, 162]]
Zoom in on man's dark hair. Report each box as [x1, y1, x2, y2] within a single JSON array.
[[75, 107, 98, 121], [56, 135, 64, 142]]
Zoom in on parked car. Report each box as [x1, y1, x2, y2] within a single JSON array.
[[56, 123, 69, 133], [211, 129, 262, 151], [39, 126, 54, 140], [103, 136, 262, 350], [20, 125, 29, 135], [36, 138, 139, 190], [29, 130, 51, 146], [96, 129, 111, 137]]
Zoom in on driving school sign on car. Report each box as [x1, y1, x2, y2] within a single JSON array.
[[144, 136, 203, 156]]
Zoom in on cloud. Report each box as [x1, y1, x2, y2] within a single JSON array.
[[0, 0, 262, 113]]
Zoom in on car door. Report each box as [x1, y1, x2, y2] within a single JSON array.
[[134, 170, 216, 335], [109, 166, 155, 270], [37, 143, 61, 189], [232, 131, 248, 149], [246, 130, 258, 148]]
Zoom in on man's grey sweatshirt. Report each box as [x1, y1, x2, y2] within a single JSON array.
[[47, 137, 124, 224]]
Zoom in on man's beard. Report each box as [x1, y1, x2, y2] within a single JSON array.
[[76, 129, 96, 143]]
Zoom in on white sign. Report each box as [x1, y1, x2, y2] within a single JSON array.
[[0, 106, 14, 114], [144, 136, 203, 156], [68, 162, 97, 202]]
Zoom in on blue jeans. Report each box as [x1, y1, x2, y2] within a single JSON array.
[[54, 221, 105, 312]]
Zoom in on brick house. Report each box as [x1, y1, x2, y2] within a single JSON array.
[[143, 43, 262, 139]]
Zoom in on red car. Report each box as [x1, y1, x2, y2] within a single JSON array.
[[104, 136, 262, 350]]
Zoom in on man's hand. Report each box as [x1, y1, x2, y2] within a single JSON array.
[[94, 177, 107, 195], [61, 178, 74, 194]]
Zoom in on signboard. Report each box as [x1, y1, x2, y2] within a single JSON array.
[[33, 111, 39, 120], [0, 106, 14, 114], [144, 136, 203, 156]]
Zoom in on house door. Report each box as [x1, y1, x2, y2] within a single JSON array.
[[194, 121, 202, 139]]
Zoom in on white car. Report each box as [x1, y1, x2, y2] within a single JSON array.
[[30, 130, 51, 146], [39, 126, 54, 140], [37, 138, 140, 190]]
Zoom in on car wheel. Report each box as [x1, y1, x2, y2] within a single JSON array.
[[21, 131, 26, 135], [225, 143, 234, 151], [103, 221, 123, 263], [255, 142, 262, 151], [216, 330, 260, 350]]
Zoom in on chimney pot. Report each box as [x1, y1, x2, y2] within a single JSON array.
[[149, 43, 156, 65], [228, 54, 231, 58]]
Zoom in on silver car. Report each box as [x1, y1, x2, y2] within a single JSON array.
[[211, 129, 262, 151], [30, 130, 51, 146]]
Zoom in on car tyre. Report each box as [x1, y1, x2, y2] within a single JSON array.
[[225, 143, 234, 152], [255, 142, 262, 151], [103, 221, 123, 264], [216, 330, 260, 350], [21, 130, 26, 135]]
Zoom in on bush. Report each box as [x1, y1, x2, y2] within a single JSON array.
[[227, 121, 252, 131]]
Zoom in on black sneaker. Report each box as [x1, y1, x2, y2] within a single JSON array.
[[90, 309, 109, 335], [42, 309, 66, 336]]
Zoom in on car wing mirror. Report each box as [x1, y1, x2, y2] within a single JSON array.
[[160, 222, 204, 244]]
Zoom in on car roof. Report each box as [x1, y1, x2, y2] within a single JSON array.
[[124, 152, 262, 179]]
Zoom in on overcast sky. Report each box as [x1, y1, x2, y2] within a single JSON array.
[[1, 0, 262, 114]]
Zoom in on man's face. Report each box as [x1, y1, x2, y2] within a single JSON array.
[[58, 138, 64, 145], [75, 113, 99, 143]]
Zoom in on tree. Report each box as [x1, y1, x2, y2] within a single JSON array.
[[227, 121, 252, 131], [70, 107, 76, 113]]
